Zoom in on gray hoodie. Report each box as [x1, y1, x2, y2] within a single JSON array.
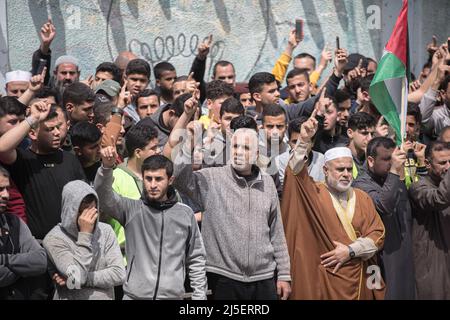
[[94, 166, 207, 300], [43, 180, 125, 300]]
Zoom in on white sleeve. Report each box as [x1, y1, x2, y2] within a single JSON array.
[[349, 237, 378, 261], [288, 141, 310, 175]]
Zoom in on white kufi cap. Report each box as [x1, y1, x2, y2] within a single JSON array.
[[55, 55, 79, 68], [324, 147, 353, 163], [5, 70, 32, 84]]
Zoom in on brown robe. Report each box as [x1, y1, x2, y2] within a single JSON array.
[[281, 165, 386, 300]]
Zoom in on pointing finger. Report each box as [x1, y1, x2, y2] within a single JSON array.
[[40, 66, 47, 79], [310, 104, 319, 120], [357, 58, 363, 69], [121, 80, 128, 94]]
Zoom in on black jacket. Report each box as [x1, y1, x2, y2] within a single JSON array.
[[353, 170, 415, 299], [189, 57, 207, 104], [286, 72, 343, 121], [312, 129, 349, 154], [408, 170, 450, 299], [0, 213, 48, 299], [31, 48, 51, 84]]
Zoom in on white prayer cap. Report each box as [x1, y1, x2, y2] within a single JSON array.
[[5, 70, 32, 84], [324, 147, 353, 163], [55, 55, 79, 68]]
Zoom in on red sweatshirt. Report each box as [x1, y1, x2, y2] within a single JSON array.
[[7, 180, 27, 223]]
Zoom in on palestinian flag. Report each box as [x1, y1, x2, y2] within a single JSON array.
[[369, 0, 409, 145]]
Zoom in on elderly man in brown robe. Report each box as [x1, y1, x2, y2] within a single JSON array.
[[281, 109, 386, 300]]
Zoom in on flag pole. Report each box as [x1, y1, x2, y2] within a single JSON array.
[[400, 76, 408, 144]]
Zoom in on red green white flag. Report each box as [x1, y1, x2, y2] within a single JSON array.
[[369, 0, 409, 145]]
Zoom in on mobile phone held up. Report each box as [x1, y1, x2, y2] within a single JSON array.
[[336, 36, 340, 50], [37, 59, 47, 75], [295, 19, 304, 42], [315, 114, 325, 129]]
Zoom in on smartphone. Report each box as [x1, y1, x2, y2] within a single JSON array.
[[295, 19, 304, 42], [315, 114, 325, 129], [37, 59, 47, 75], [336, 36, 340, 50]]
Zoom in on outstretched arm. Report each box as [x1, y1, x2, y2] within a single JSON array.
[[170, 94, 208, 207], [163, 90, 199, 160], [0, 100, 51, 165], [31, 19, 55, 85], [189, 35, 212, 103], [18, 67, 46, 106], [289, 102, 320, 175], [272, 29, 300, 83], [408, 43, 448, 103], [94, 145, 131, 226]]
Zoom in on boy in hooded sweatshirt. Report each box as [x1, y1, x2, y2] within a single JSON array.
[[95, 151, 207, 300], [43, 180, 125, 300]]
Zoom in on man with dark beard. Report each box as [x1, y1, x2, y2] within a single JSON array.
[[52, 56, 80, 95], [37, 55, 80, 104], [94, 152, 207, 300], [38, 54, 80, 104], [31, 20, 80, 101]]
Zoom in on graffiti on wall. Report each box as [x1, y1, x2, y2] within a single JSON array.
[[128, 34, 226, 79], [5, 0, 383, 83]]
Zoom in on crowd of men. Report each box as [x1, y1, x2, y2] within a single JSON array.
[[0, 18, 449, 300]]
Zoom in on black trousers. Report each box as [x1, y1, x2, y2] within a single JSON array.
[[207, 272, 278, 300]]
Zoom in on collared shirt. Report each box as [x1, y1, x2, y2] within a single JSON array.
[[124, 103, 141, 124]]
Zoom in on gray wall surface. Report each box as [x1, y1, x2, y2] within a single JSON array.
[[1, 0, 449, 94]]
